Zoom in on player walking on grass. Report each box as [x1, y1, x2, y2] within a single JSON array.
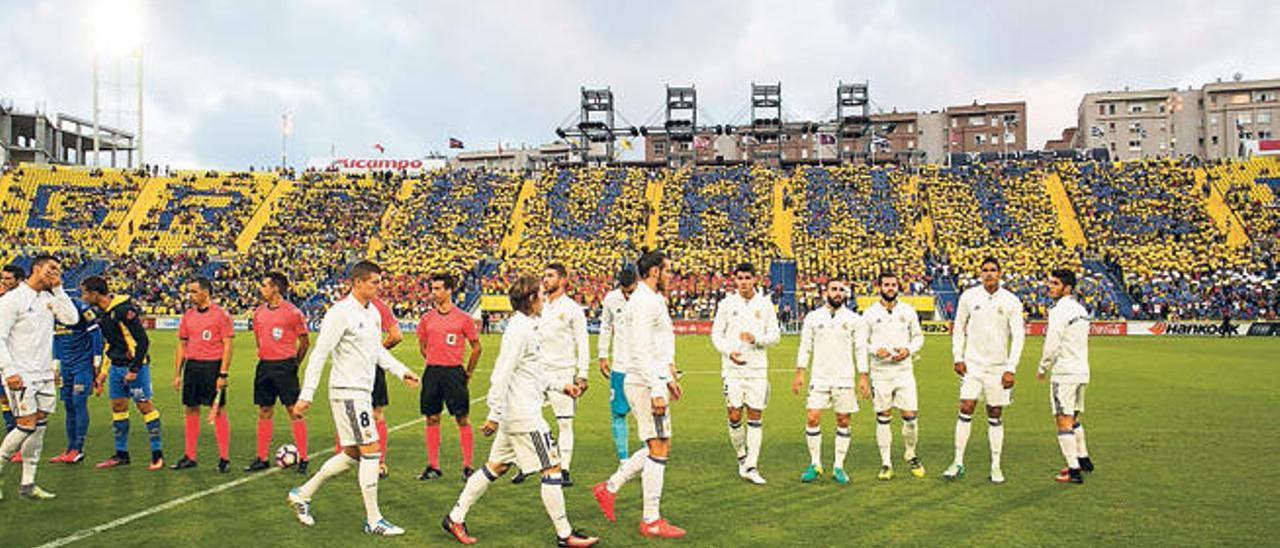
[[791, 279, 867, 485], [1037, 269, 1094, 484], [0, 255, 77, 500], [81, 276, 164, 471], [244, 272, 311, 474], [711, 262, 780, 485], [0, 265, 27, 438], [416, 273, 482, 482], [593, 249, 687, 539], [598, 267, 639, 462], [441, 275, 598, 547], [171, 277, 234, 473], [514, 263, 589, 487], [944, 257, 1025, 484], [288, 260, 421, 535], [861, 271, 926, 481]]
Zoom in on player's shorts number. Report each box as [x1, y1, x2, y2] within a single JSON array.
[[359, 411, 371, 428]]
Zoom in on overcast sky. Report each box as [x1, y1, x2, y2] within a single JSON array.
[[4, 0, 1278, 168]]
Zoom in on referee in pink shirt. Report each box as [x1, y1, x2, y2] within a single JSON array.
[[244, 272, 311, 474], [415, 273, 482, 481]]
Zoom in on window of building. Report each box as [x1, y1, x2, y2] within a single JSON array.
[[1212, 135, 1219, 146], [1004, 132, 1015, 144], [1253, 91, 1276, 102], [908, 140, 915, 149], [1237, 113, 1252, 125], [907, 123, 915, 133], [1128, 140, 1141, 150], [1098, 104, 1106, 115], [1108, 104, 1116, 115], [1259, 130, 1274, 139], [975, 134, 986, 145], [1108, 122, 1116, 132], [654, 142, 666, 155], [801, 149, 809, 159], [1109, 142, 1116, 152], [969, 116, 985, 126], [951, 118, 957, 128], [1231, 93, 1250, 104], [1210, 115, 1218, 126], [1129, 103, 1145, 114], [1258, 111, 1272, 124], [1129, 122, 1142, 133]]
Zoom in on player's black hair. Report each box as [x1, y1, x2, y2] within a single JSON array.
[[350, 260, 382, 281], [80, 275, 109, 295], [30, 254, 59, 270], [189, 276, 214, 295], [616, 266, 638, 288], [545, 262, 568, 279], [981, 256, 1001, 270], [734, 262, 756, 276], [877, 271, 897, 284], [1, 264, 25, 280], [430, 272, 457, 291], [637, 249, 667, 280], [1051, 269, 1077, 289], [509, 274, 541, 315], [265, 272, 290, 294]]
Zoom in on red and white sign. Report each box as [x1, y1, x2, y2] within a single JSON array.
[[1247, 139, 1280, 156], [673, 321, 713, 335], [307, 157, 446, 172], [1024, 321, 1127, 336]]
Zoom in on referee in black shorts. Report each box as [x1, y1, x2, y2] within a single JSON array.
[[369, 297, 403, 478]]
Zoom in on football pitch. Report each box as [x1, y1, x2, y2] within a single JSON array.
[[5, 333, 1277, 547]]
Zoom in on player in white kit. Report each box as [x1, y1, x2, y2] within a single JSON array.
[[517, 263, 590, 487], [791, 279, 867, 485], [860, 271, 926, 481], [1037, 269, 1093, 485], [944, 257, 1025, 484], [711, 262, 780, 485], [598, 267, 639, 462], [592, 249, 687, 539], [287, 261, 422, 536], [441, 275, 598, 547]]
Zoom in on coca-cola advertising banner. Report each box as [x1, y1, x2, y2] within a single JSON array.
[[673, 321, 713, 335]]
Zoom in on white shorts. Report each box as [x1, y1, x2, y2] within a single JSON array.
[[870, 373, 918, 413], [7, 379, 57, 418], [545, 372, 577, 419], [625, 384, 672, 441], [806, 385, 859, 414], [723, 377, 770, 410], [331, 398, 378, 447], [959, 370, 1012, 407], [1049, 382, 1087, 416], [489, 428, 560, 475]]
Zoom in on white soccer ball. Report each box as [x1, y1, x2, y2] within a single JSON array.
[[275, 443, 300, 468]]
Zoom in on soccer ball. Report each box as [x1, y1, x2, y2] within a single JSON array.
[[275, 444, 300, 468]]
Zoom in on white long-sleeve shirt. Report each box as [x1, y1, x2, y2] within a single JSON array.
[[1038, 295, 1090, 383], [796, 305, 868, 387], [863, 300, 925, 376], [539, 293, 589, 379], [623, 282, 675, 394], [486, 311, 564, 432], [711, 290, 781, 379], [952, 285, 1025, 373], [0, 283, 77, 382], [597, 288, 631, 374], [300, 295, 412, 403]]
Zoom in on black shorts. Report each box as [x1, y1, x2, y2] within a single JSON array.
[[254, 358, 300, 407], [182, 359, 223, 407], [419, 366, 470, 417], [372, 367, 389, 408]]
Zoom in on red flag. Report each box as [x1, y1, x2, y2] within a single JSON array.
[[372, 143, 385, 154], [449, 138, 465, 149]]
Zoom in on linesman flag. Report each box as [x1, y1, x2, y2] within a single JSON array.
[[449, 137, 465, 149]]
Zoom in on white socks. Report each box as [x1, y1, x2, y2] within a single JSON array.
[[298, 452, 356, 499], [450, 465, 496, 523], [954, 413, 973, 465], [1073, 422, 1089, 458], [641, 455, 666, 523], [745, 420, 763, 469], [902, 416, 919, 460], [0, 425, 33, 474], [358, 454, 383, 523], [1057, 431, 1080, 469], [608, 447, 648, 493], [988, 418, 1004, 469], [805, 427, 821, 467], [540, 475, 573, 538], [727, 420, 746, 461], [20, 421, 46, 485], [875, 417, 892, 466], [833, 426, 851, 470], [557, 417, 575, 471]]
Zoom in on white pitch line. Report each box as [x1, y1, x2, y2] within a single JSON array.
[[34, 396, 483, 548]]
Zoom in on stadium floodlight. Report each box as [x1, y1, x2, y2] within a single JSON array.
[[91, 0, 145, 167]]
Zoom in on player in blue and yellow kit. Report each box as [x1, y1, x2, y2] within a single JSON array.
[[80, 276, 165, 470], [48, 297, 104, 464]]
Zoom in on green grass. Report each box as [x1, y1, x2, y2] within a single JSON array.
[[4, 333, 1278, 547]]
